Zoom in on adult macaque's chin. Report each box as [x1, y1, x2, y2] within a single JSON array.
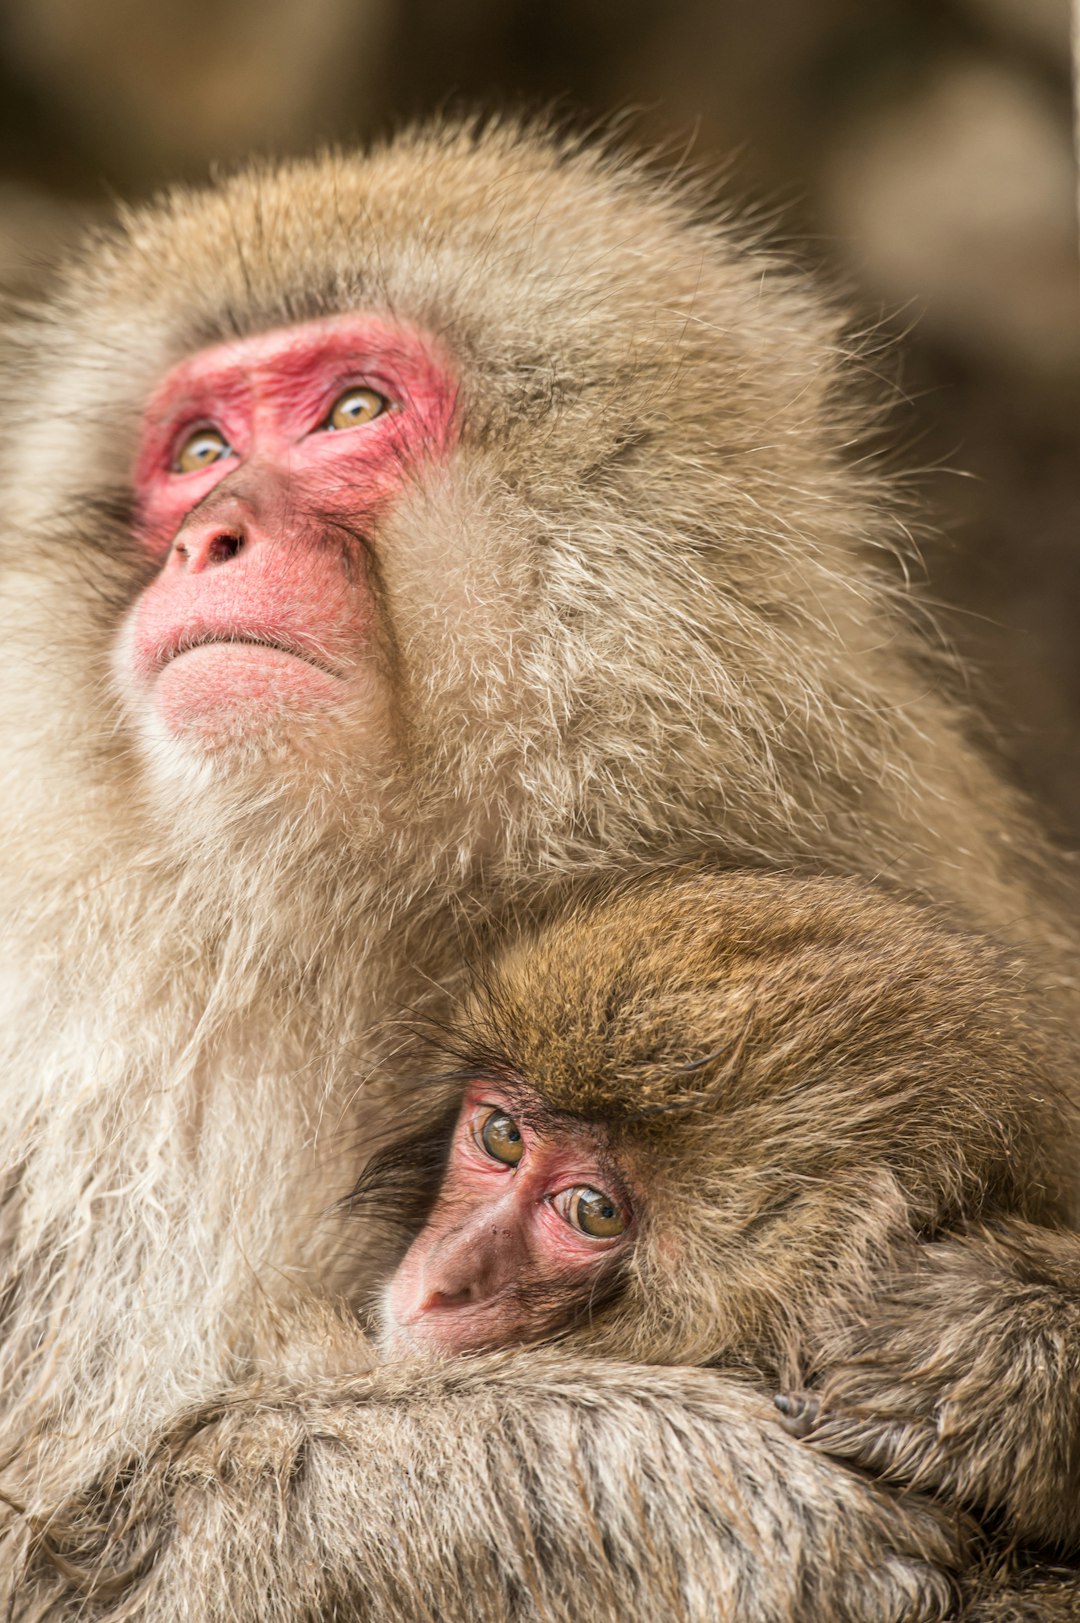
[[151, 642, 349, 743]]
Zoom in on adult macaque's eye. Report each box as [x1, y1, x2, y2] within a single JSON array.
[[174, 426, 232, 474], [560, 1186, 628, 1239], [477, 1109, 524, 1166], [323, 386, 388, 431]]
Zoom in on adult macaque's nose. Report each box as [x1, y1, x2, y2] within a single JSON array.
[[171, 492, 254, 572], [169, 464, 290, 573]]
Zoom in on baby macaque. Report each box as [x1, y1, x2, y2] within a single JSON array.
[[364, 867, 1080, 1550], [382, 1080, 636, 1359]]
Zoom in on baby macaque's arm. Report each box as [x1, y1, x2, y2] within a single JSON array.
[[778, 1221, 1080, 1546]]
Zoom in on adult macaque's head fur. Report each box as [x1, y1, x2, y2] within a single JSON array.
[[401, 869, 1077, 1369], [0, 119, 1049, 937]]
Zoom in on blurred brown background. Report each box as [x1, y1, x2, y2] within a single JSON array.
[[0, 0, 1076, 843]]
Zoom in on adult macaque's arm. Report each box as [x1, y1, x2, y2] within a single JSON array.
[[785, 1221, 1080, 1548], [17, 1353, 962, 1623]]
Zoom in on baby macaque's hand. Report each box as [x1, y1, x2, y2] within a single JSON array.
[[775, 1223, 1080, 1548], [774, 1383, 941, 1483], [773, 1390, 821, 1440]]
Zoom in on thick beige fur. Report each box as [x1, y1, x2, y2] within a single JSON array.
[[0, 119, 1074, 1618]]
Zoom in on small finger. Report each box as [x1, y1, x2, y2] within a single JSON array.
[[774, 1390, 820, 1439]]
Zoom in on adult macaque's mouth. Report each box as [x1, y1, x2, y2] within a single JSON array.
[[164, 633, 344, 680]]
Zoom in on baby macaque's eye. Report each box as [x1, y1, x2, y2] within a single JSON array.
[[322, 386, 388, 431], [174, 425, 232, 473], [477, 1109, 524, 1166], [559, 1186, 629, 1239]]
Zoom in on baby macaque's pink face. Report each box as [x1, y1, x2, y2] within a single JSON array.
[[381, 1086, 635, 1357]]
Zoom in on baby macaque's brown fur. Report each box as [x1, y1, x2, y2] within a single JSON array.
[[362, 867, 1080, 1561]]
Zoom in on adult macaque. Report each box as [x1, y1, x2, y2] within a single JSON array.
[[1, 121, 1076, 1618], [369, 869, 1080, 1556]]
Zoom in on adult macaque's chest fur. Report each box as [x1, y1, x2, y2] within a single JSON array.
[[0, 856, 471, 1493]]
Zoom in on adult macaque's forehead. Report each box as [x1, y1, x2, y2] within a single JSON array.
[[65, 137, 729, 426]]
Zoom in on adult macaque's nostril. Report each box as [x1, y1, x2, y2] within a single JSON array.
[[171, 527, 245, 571], [170, 491, 255, 571], [205, 533, 243, 565]]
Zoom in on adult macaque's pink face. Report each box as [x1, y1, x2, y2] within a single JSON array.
[[382, 1087, 635, 1357], [121, 315, 456, 746]]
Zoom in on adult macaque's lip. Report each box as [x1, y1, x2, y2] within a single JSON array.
[[162, 633, 344, 681]]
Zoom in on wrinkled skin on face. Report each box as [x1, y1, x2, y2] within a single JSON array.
[[117, 314, 456, 747], [381, 1085, 634, 1355]]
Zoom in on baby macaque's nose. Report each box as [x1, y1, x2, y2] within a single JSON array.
[[420, 1221, 516, 1312]]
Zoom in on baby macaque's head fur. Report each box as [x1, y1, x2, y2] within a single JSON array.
[[364, 868, 1077, 1371]]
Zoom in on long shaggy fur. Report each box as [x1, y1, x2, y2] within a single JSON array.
[[0, 119, 1075, 1617]]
